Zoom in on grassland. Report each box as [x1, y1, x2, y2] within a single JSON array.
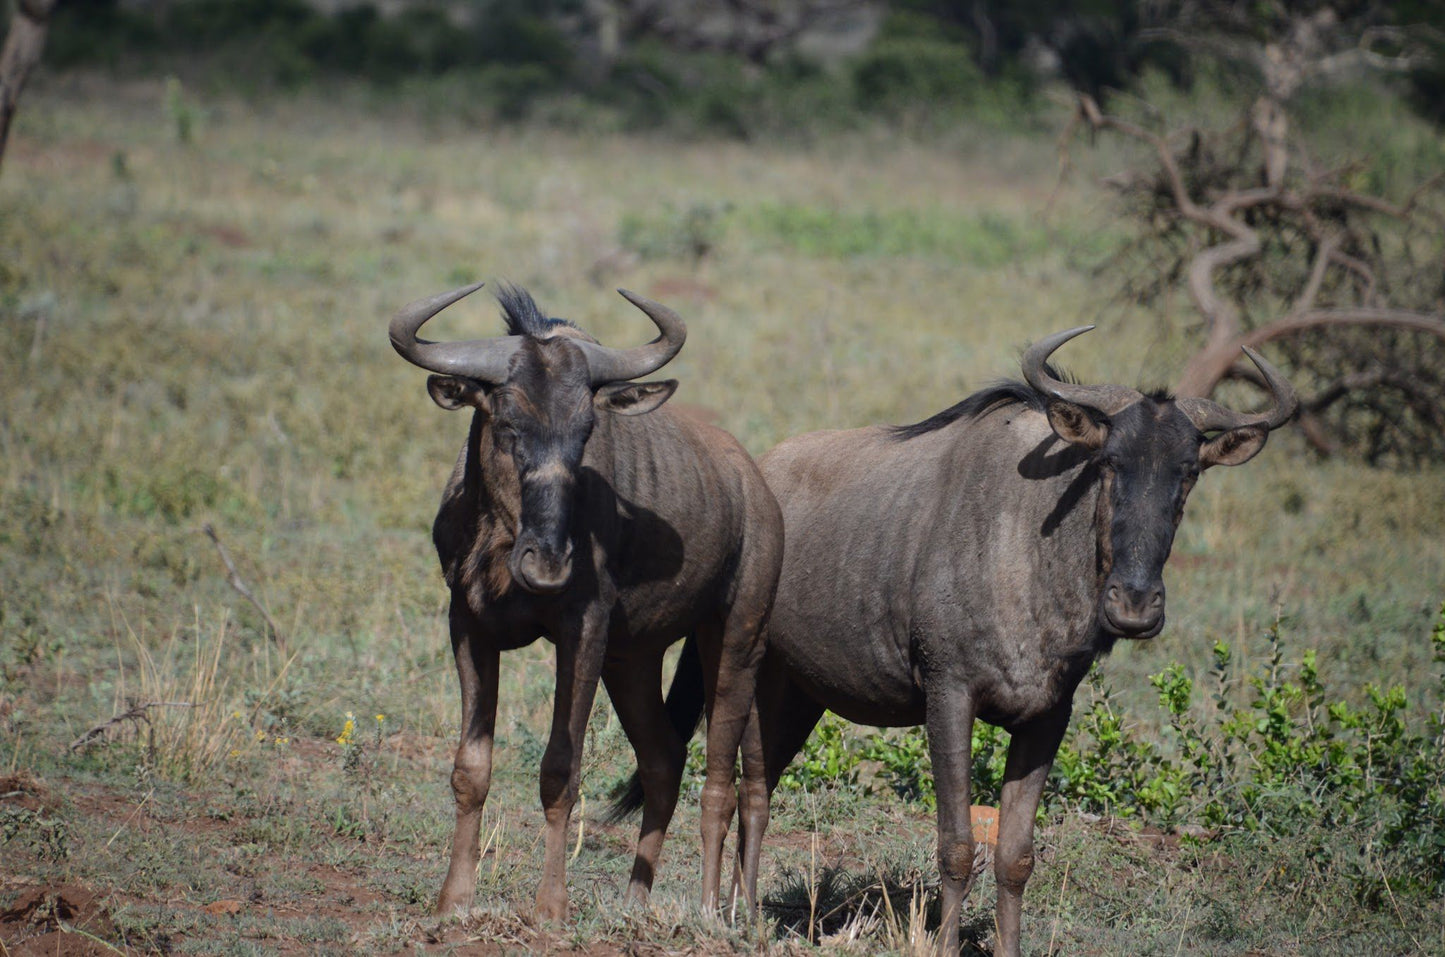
[[2, 72, 1443, 954]]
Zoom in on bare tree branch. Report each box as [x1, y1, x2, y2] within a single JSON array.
[[1071, 78, 1445, 465]]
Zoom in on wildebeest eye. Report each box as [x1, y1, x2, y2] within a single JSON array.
[[494, 426, 518, 455]]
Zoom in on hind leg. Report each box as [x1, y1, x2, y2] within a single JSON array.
[[603, 652, 685, 904], [693, 617, 748, 911], [734, 653, 826, 909]]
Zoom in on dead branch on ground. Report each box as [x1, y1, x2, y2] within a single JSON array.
[[68, 700, 192, 753]]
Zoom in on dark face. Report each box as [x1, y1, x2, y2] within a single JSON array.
[[1047, 398, 1268, 639], [428, 338, 678, 596], [488, 340, 596, 594]]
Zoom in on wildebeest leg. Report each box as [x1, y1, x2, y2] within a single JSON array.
[[535, 616, 607, 923], [602, 652, 684, 905], [925, 685, 976, 957], [754, 660, 826, 794], [436, 600, 500, 916], [732, 696, 767, 911], [734, 658, 823, 909], [993, 707, 1070, 957], [694, 611, 766, 912]]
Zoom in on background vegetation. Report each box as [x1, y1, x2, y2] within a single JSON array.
[[2, 1, 1444, 953]]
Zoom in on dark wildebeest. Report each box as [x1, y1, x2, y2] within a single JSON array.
[[390, 281, 782, 920], [616, 326, 1296, 955]]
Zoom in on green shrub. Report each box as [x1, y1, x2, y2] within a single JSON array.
[[852, 38, 984, 113], [1053, 610, 1445, 897], [782, 605, 1445, 900], [779, 714, 863, 792]]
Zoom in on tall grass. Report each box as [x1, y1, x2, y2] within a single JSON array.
[[105, 609, 247, 781]]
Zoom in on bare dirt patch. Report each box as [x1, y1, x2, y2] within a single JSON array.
[[0, 883, 119, 957]]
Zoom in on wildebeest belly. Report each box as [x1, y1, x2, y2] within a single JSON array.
[[768, 588, 924, 725]]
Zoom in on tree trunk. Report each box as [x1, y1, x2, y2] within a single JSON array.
[[0, 0, 58, 174]]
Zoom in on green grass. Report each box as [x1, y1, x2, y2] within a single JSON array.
[[1, 73, 1443, 954]]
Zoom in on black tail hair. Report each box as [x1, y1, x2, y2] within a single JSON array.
[[603, 634, 706, 823]]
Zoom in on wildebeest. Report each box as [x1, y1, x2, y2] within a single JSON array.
[[618, 326, 1296, 955], [390, 281, 783, 920]]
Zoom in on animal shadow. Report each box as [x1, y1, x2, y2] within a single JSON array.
[[761, 863, 994, 953]]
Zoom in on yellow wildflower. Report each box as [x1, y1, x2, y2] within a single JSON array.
[[336, 713, 356, 746]]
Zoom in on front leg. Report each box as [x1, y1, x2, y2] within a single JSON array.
[[994, 706, 1070, 957], [534, 608, 608, 924], [924, 684, 976, 956], [437, 598, 501, 916]]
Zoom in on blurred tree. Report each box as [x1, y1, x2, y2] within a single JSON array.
[[0, 0, 58, 173], [603, 0, 870, 66], [1139, 1, 1443, 186], [890, 0, 1184, 99]]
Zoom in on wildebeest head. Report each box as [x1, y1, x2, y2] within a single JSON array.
[[1023, 327, 1296, 639], [390, 282, 684, 594]]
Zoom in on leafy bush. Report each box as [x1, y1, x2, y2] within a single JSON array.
[[780, 714, 862, 792], [46, 0, 573, 92], [785, 604, 1445, 900], [853, 37, 984, 113]]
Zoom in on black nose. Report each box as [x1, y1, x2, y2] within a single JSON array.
[[513, 543, 573, 594], [1101, 581, 1165, 638]]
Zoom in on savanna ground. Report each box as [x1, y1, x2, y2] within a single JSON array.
[[2, 72, 1444, 955]]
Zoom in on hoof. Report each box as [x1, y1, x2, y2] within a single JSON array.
[[434, 894, 471, 918], [533, 895, 568, 925]]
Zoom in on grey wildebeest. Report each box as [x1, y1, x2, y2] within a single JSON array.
[[389, 281, 783, 920], [615, 326, 1296, 955]]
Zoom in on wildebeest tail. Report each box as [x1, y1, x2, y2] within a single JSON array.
[[603, 633, 705, 823]]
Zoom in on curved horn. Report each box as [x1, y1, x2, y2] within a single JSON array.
[[573, 289, 688, 386], [1021, 325, 1142, 416], [388, 280, 522, 382], [1176, 347, 1299, 433]]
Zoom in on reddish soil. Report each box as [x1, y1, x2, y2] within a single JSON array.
[[0, 883, 120, 957]]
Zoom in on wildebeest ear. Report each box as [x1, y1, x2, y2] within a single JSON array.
[[1199, 424, 1267, 469], [1046, 399, 1108, 450], [594, 379, 678, 416], [426, 375, 490, 412]]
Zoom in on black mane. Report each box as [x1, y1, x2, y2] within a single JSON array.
[[496, 283, 581, 338], [889, 381, 1046, 440], [887, 366, 1175, 441], [887, 363, 1091, 440]]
